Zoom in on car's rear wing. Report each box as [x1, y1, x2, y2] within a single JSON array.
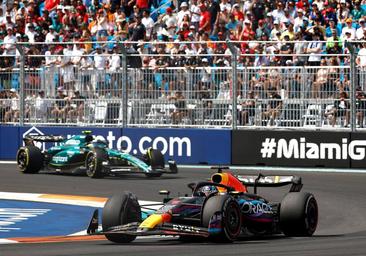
[[236, 174, 303, 193], [23, 135, 65, 146]]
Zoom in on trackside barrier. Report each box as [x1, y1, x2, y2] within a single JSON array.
[[0, 126, 231, 165], [232, 130, 366, 168], [2, 126, 366, 168]]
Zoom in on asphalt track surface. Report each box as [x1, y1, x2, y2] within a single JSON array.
[[1, 163, 366, 256]]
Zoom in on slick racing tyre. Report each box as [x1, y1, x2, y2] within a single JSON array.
[[85, 148, 108, 178], [102, 191, 142, 243], [144, 148, 164, 177], [280, 192, 318, 236], [202, 195, 241, 242], [16, 146, 43, 174]]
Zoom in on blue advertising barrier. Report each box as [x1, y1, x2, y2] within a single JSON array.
[[122, 128, 231, 164], [0, 126, 21, 159], [0, 126, 231, 165]]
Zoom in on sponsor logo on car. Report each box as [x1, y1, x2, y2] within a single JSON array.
[[52, 156, 68, 163], [241, 201, 273, 216], [172, 224, 200, 233]]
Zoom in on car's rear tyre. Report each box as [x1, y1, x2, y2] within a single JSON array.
[[280, 192, 318, 236], [102, 191, 141, 243], [202, 195, 241, 242], [16, 146, 43, 174], [144, 148, 164, 177], [85, 148, 107, 178]]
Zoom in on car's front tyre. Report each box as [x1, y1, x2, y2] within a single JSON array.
[[102, 191, 141, 243], [144, 148, 164, 177], [202, 195, 242, 242], [85, 148, 107, 178]]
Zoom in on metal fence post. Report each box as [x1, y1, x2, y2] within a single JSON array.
[[227, 40, 238, 130], [346, 42, 357, 132], [120, 43, 128, 127], [15, 44, 25, 126]]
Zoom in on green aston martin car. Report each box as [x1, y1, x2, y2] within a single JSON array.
[[16, 131, 178, 178]]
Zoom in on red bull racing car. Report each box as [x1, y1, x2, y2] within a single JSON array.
[[87, 167, 318, 243]]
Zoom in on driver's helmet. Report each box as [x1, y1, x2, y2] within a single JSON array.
[[199, 185, 218, 196], [85, 134, 93, 143]]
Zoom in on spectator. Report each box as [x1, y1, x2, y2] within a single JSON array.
[[51, 87, 70, 123], [357, 19, 366, 40], [190, 0, 201, 31], [305, 32, 323, 66], [312, 58, 329, 98], [220, 0, 231, 14], [177, 2, 190, 29], [271, 2, 286, 22], [168, 90, 186, 124], [325, 91, 350, 127], [60, 43, 75, 93], [109, 46, 121, 95], [356, 43, 366, 68], [280, 35, 293, 66], [94, 46, 108, 94], [161, 7, 177, 39], [25, 23, 36, 43], [326, 29, 342, 55], [325, 18, 340, 38], [270, 20, 282, 40], [3, 27, 17, 56], [341, 17, 356, 40], [262, 87, 283, 126], [231, 4, 244, 22], [294, 9, 307, 33], [141, 10, 154, 40], [34, 90, 51, 121], [199, 4, 211, 33], [239, 91, 255, 126], [355, 89, 366, 127], [68, 90, 86, 122], [4, 88, 20, 122]]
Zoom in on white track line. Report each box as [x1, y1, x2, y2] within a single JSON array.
[[2, 161, 366, 173]]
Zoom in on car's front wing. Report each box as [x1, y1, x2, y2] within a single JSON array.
[[87, 210, 208, 238]]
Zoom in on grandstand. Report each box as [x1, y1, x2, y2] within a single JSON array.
[[0, 0, 366, 129]]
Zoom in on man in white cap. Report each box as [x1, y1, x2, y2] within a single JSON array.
[[356, 18, 366, 40], [220, 0, 231, 13], [270, 20, 282, 40], [3, 27, 17, 56], [177, 2, 191, 29], [189, 0, 201, 31], [45, 25, 57, 43], [294, 8, 307, 33]]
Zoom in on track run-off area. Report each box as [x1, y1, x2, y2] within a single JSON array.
[[0, 163, 366, 256]]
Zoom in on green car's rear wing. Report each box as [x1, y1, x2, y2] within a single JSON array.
[[236, 174, 303, 193], [23, 135, 65, 146]]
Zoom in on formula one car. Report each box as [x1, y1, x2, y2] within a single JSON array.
[[87, 167, 318, 243], [16, 131, 178, 178]]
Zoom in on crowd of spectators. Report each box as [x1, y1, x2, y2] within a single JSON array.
[[1, 0, 366, 125]]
